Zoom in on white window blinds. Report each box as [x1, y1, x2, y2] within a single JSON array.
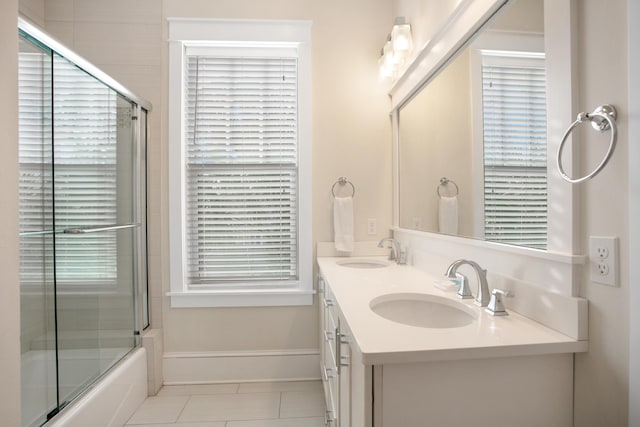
[[53, 56, 120, 282], [481, 54, 547, 249], [184, 48, 299, 287], [19, 50, 120, 284], [18, 49, 53, 285]]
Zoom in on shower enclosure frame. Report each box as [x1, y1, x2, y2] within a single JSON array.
[[18, 18, 151, 427]]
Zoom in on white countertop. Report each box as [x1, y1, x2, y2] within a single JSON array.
[[317, 257, 588, 365]]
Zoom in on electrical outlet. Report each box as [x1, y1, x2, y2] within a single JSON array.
[[589, 236, 618, 287], [367, 218, 377, 235], [596, 262, 609, 276], [595, 246, 609, 259]]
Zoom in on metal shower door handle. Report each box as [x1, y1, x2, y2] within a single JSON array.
[[63, 223, 140, 234]]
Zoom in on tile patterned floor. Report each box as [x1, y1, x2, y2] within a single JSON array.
[[125, 381, 326, 427]]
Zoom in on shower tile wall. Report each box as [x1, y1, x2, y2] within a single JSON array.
[[44, 0, 164, 330]]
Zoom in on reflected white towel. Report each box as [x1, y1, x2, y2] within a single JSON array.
[[334, 196, 354, 252], [438, 196, 459, 234]]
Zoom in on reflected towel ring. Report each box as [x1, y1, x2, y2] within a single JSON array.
[[332, 177, 356, 198], [556, 104, 618, 184], [437, 177, 459, 198]]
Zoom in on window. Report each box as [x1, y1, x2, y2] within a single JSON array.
[[480, 52, 547, 249], [168, 19, 312, 307]]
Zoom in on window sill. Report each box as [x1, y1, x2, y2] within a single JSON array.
[[167, 289, 315, 308]]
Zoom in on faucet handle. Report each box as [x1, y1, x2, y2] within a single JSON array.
[[397, 249, 407, 265], [485, 289, 513, 316], [454, 273, 473, 300]]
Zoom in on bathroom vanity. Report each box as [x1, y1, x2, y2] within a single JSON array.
[[318, 0, 589, 423], [317, 256, 587, 427]]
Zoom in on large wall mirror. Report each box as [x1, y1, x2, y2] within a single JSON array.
[[398, 0, 548, 250]]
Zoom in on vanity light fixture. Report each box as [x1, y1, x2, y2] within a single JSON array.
[[379, 17, 413, 80], [391, 17, 413, 53]]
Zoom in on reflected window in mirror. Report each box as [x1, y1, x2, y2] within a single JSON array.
[[397, 0, 547, 250], [474, 45, 547, 249]]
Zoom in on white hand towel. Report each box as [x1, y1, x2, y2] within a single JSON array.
[[438, 195, 459, 235], [334, 196, 354, 252]]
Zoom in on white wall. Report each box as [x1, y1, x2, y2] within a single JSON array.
[[398, 50, 474, 235], [18, 0, 43, 26], [392, 0, 631, 425], [30, 0, 393, 382], [160, 0, 393, 354], [7, 0, 395, 419], [44, 0, 165, 331], [627, 1, 640, 424], [574, 1, 629, 425], [18, 3, 630, 424], [38, 0, 394, 354], [0, 0, 23, 423]]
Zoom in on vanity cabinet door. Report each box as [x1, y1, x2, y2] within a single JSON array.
[[338, 319, 351, 427], [319, 274, 374, 427], [349, 359, 373, 427], [318, 275, 327, 370], [377, 355, 573, 427], [319, 274, 339, 426]]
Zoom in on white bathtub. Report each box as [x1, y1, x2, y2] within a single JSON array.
[[22, 347, 147, 427]]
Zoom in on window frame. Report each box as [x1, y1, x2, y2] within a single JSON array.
[[167, 18, 313, 308]]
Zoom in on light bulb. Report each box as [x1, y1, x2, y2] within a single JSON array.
[[378, 49, 393, 78], [391, 21, 413, 54], [383, 40, 399, 67]]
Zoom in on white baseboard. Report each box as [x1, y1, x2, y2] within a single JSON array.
[[163, 349, 321, 385]]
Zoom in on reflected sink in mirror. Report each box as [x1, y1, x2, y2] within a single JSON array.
[[336, 259, 390, 269], [370, 293, 477, 328]]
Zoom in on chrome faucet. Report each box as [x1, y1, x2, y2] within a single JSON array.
[[377, 237, 406, 264], [445, 259, 490, 306]]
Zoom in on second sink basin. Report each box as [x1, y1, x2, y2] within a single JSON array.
[[337, 259, 390, 269], [370, 293, 476, 328]]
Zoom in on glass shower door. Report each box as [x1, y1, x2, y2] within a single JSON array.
[[18, 35, 56, 427], [19, 21, 149, 426], [52, 53, 138, 406]]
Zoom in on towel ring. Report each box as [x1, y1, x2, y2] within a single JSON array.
[[332, 177, 356, 198], [556, 104, 618, 184], [437, 177, 459, 198]]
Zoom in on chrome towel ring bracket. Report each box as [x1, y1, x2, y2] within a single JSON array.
[[556, 104, 618, 184], [437, 177, 459, 198], [332, 176, 356, 198]]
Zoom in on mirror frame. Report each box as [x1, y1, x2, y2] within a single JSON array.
[[389, 0, 580, 257]]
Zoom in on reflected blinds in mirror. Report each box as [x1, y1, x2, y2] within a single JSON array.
[[481, 54, 547, 249], [184, 47, 299, 287]]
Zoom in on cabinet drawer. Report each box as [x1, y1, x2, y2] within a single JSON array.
[[324, 284, 339, 325], [325, 316, 337, 362], [322, 376, 338, 426]]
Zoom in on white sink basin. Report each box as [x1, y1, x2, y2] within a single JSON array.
[[336, 259, 390, 269], [370, 293, 476, 328]]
